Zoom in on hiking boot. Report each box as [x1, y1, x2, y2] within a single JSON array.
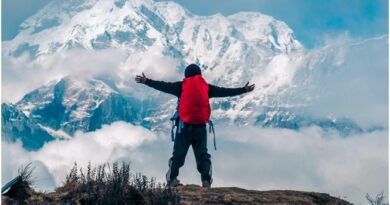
[[167, 179, 182, 187], [202, 180, 211, 188]]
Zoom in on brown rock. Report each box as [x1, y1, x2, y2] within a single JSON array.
[[175, 184, 352, 205]]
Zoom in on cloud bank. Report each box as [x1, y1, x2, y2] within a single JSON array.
[[2, 122, 388, 204], [216, 125, 388, 204], [2, 121, 157, 190], [2, 45, 182, 103], [285, 34, 388, 128]]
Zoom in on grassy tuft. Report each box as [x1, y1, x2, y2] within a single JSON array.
[[56, 161, 180, 205], [3, 163, 35, 202]]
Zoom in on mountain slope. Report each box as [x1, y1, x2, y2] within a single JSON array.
[[1, 103, 54, 150], [3, 0, 305, 114], [15, 76, 139, 134], [2, 0, 387, 149], [5, 0, 301, 56], [1, 0, 303, 147]]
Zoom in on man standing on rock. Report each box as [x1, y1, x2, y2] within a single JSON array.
[[135, 64, 255, 188]]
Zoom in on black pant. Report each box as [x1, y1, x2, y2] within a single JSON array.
[[166, 124, 212, 183]]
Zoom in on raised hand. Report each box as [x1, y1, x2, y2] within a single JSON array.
[[135, 72, 147, 84], [244, 81, 255, 92]]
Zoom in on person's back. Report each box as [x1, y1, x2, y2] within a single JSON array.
[[135, 64, 255, 187], [179, 74, 210, 124]]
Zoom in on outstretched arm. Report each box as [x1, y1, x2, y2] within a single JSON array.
[[209, 81, 255, 98], [135, 73, 181, 97]]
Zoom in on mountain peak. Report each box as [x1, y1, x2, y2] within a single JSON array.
[[5, 0, 302, 58], [154, 1, 191, 25], [16, 76, 116, 118], [11, 76, 139, 140], [228, 11, 302, 52]]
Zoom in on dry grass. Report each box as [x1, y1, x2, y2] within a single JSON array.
[[55, 161, 180, 205], [3, 163, 35, 202], [366, 191, 389, 205], [2, 162, 180, 205], [2, 162, 360, 205]]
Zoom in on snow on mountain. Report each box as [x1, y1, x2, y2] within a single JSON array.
[[2, 0, 386, 149], [1, 103, 54, 150], [5, 0, 301, 55], [3, 0, 302, 80], [17, 77, 116, 119], [227, 12, 301, 53], [14, 76, 139, 136], [5, 0, 160, 56], [3, 0, 304, 116]]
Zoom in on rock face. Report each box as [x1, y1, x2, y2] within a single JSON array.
[[176, 185, 352, 205], [15, 77, 138, 135], [2, 77, 141, 150], [1, 103, 54, 150], [1, 184, 353, 205]]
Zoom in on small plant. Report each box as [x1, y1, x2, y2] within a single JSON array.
[[366, 191, 389, 205], [18, 163, 35, 187], [3, 163, 35, 201], [57, 161, 180, 205], [2, 161, 180, 204]]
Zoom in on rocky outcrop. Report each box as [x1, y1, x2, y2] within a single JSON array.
[[176, 184, 352, 205], [2, 184, 352, 205]]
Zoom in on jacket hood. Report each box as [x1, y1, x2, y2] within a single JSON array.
[[184, 64, 202, 77]]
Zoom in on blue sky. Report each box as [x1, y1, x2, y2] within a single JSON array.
[[2, 0, 388, 47]]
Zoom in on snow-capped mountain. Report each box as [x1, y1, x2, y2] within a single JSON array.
[[3, 0, 302, 89], [15, 76, 139, 134], [2, 0, 386, 149], [3, 0, 305, 110], [5, 0, 301, 56], [3, 0, 303, 114]]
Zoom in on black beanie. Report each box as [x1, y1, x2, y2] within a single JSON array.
[[184, 64, 202, 77]]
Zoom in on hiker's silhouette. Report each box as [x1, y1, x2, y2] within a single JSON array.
[[136, 64, 254, 187]]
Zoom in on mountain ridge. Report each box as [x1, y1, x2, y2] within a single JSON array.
[[2, 0, 386, 150]]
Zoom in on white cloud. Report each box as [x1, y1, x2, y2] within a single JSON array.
[[1, 140, 56, 191], [119, 44, 181, 82], [1, 46, 182, 103], [2, 48, 127, 103], [116, 44, 182, 99], [2, 121, 157, 189], [194, 34, 388, 130], [2, 123, 387, 204], [214, 125, 388, 204], [285, 34, 388, 128], [251, 53, 305, 98]]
